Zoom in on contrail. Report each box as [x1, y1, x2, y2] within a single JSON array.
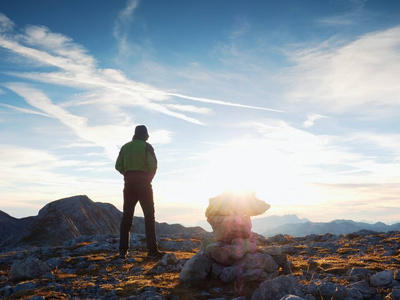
[[164, 92, 284, 113]]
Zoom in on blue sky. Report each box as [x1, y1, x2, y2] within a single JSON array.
[[1, 0, 400, 227]]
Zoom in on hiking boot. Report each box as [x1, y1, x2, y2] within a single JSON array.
[[147, 250, 166, 259], [118, 250, 128, 259]]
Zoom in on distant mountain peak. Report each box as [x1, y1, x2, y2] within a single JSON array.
[[38, 195, 92, 216]]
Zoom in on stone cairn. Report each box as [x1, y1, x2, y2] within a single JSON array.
[[179, 191, 292, 284]]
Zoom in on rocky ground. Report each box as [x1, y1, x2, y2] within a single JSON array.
[[0, 230, 399, 300]]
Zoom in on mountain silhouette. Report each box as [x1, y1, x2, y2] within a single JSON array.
[[262, 219, 400, 237]]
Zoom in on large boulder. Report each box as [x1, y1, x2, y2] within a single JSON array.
[[179, 251, 213, 283], [236, 253, 280, 273], [11, 257, 50, 281]]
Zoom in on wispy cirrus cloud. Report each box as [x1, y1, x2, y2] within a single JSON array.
[[317, 0, 367, 26], [0, 13, 14, 33], [113, 0, 141, 56], [287, 26, 400, 116], [0, 16, 279, 129], [4, 82, 171, 159]]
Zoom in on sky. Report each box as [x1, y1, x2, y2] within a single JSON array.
[[0, 0, 400, 228]]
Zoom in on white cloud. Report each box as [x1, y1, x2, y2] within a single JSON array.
[[317, 0, 367, 26], [113, 0, 141, 56], [4, 82, 174, 160], [287, 26, 400, 116], [303, 114, 331, 128], [0, 13, 14, 33], [165, 104, 212, 114], [0, 144, 122, 217], [4, 83, 128, 158], [0, 19, 277, 126]]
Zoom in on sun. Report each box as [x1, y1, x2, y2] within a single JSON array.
[[204, 138, 314, 208]]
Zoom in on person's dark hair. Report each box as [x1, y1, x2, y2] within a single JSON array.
[[133, 125, 149, 141]]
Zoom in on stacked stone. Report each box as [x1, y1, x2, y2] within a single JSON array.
[[179, 191, 291, 284]]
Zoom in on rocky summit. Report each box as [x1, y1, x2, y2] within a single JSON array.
[[0, 230, 399, 299]]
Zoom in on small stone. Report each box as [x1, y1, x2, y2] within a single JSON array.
[[390, 288, 400, 300], [347, 280, 375, 297], [318, 282, 337, 299], [0, 285, 12, 297], [370, 270, 394, 287], [211, 263, 223, 278], [160, 253, 177, 266], [220, 265, 240, 283], [13, 281, 37, 293]]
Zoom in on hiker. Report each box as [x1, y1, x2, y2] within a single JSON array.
[[115, 125, 165, 259]]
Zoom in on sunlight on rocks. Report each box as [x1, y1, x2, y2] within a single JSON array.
[[180, 191, 291, 285]]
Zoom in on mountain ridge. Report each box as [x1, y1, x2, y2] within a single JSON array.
[[2, 196, 399, 248], [0, 195, 206, 250], [261, 218, 400, 237]]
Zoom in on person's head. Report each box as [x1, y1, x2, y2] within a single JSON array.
[[133, 125, 149, 141]]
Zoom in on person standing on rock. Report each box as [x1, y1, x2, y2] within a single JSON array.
[[115, 125, 165, 259]]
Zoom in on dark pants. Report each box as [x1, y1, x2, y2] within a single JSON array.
[[119, 172, 158, 253]]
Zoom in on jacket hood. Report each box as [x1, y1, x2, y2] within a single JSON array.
[[133, 125, 149, 141]]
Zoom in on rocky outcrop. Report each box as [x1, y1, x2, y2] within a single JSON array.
[[1, 195, 122, 248]]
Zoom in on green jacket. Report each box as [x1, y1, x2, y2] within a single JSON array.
[[115, 139, 157, 180]]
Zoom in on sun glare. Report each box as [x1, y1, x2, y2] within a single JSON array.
[[206, 139, 316, 210]]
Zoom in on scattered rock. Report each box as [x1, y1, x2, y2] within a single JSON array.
[[370, 270, 394, 287], [0, 202, 399, 300], [251, 275, 305, 300], [347, 280, 376, 298], [10, 257, 50, 280]]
